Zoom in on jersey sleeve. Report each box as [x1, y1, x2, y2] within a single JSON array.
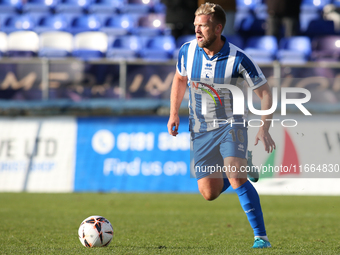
[[176, 43, 189, 77], [238, 51, 267, 90]]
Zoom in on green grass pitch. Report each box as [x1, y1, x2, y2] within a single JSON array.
[[0, 193, 339, 254]]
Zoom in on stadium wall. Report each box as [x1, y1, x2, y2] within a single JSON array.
[[0, 115, 339, 195]]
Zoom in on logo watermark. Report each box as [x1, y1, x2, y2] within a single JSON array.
[[191, 81, 312, 114]]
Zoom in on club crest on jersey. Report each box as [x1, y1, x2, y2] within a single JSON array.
[[203, 70, 213, 79]]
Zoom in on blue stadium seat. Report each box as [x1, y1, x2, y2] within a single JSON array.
[[68, 14, 101, 34], [234, 9, 251, 32], [25, 11, 50, 25], [303, 18, 335, 36], [236, 0, 258, 13], [2, 14, 35, 34], [100, 14, 137, 36], [225, 34, 244, 49], [301, 0, 332, 13], [0, 0, 22, 13], [140, 35, 176, 61], [244, 35, 278, 63], [72, 31, 108, 59], [7, 31, 39, 57], [34, 14, 69, 33], [56, 12, 80, 24], [39, 31, 73, 57], [176, 34, 196, 48], [22, 0, 58, 13], [153, 1, 166, 13], [88, 0, 125, 14], [311, 35, 340, 61], [0, 13, 11, 29], [0, 32, 7, 57], [122, 0, 154, 14], [277, 36, 311, 64], [237, 15, 266, 37], [133, 13, 165, 36], [235, 0, 262, 31], [106, 35, 146, 59], [253, 0, 267, 19], [300, 11, 320, 32], [55, 0, 92, 13], [91, 12, 110, 23]]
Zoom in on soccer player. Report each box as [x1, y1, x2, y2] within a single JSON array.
[[167, 2, 276, 249]]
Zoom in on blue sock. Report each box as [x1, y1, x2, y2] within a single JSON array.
[[235, 180, 266, 236], [221, 178, 230, 193]]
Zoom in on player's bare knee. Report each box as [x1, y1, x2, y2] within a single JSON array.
[[199, 188, 220, 201], [203, 192, 219, 201]]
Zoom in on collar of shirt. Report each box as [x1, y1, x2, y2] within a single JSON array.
[[199, 35, 230, 61]]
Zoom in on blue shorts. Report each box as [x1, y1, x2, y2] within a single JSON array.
[[191, 124, 248, 180]]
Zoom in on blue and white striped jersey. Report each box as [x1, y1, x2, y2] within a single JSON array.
[[177, 36, 267, 133]]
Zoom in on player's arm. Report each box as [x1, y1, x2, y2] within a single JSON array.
[[253, 83, 276, 153], [167, 70, 188, 136]]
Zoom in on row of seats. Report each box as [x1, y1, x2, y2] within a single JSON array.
[[2, 11, 339, 39], [1, 0, 336, 16], [0, 13, 166, 36], [0, 31, 176, 60], [236, 0, 340, 37], [243, 35, 340, 63], [1, 9, 339, 39], [236, 0, 340, 20], [2, 0, 340, 38], [1, 30, 340, 63], [0, 0, 164, 14], [236, 0, 340, 16], [239, 16, 340, 37]]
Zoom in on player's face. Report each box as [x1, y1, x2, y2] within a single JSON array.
[[194, 14, 218, 49]]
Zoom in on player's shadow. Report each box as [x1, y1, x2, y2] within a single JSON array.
[[111, 245, 210, 251]]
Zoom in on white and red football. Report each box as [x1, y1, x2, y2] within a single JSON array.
[[78, 215, 114, 247]]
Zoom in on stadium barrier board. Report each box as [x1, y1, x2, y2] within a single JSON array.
[[0, 115, 339, 194]]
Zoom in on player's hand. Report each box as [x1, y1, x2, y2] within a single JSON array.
[[167, 115, 180, 136], [254, 129, 276, 153]]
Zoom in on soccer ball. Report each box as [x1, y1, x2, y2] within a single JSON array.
[[78, 215, 114, 247]]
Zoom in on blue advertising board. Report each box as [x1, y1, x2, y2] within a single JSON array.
[[74, 116, 198, 192]]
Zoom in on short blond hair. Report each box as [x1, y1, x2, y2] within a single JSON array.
[[195, 2, 226, 30]]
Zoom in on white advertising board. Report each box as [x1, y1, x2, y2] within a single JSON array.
[[248, 114, 340, 195], [0, 117, 76, 192]]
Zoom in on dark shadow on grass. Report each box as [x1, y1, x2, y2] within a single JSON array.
[[111, 245, 210, 250]]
